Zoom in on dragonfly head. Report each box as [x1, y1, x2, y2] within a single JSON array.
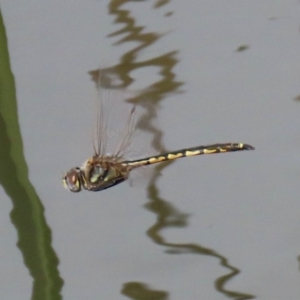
[[62, 167, 82, 192]]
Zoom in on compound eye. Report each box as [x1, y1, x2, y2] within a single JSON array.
[[62, 168, 81, 192]]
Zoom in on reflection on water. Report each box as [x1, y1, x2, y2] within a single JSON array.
[[235, 45, 250, 52], [98, 1, 255, 299], [0, 8, 63, 300], [154, 0, 171, 9], [145, 184, 254, 300], [121, 282, 168, 300]]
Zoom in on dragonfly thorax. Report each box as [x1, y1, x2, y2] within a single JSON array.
[[81, 157, 129, 191]]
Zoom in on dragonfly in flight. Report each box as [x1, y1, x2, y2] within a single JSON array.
[[63, 85, 254, 193]]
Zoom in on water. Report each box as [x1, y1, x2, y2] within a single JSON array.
[[0, 1, 300, 299]]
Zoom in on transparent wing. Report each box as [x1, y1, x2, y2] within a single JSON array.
[[127, 163, 160, 189], [91, 70, 145, 159]]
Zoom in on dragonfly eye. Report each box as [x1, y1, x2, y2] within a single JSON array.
[[62, 168, 82, 192]]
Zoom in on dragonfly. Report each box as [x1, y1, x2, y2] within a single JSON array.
[[63, 87, 254, 193]]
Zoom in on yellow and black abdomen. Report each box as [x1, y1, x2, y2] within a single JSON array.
[[123, 143, 254, 168]]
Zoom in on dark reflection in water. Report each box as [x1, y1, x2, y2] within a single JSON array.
[[146, 183, 254, 300], [96, 1, 255, 299], [294, 94, 300, 102], [122, 282, 168, 300], [0, 9, 63, 300], [154, 0, 171, 9], [235, 45, 250, 52]]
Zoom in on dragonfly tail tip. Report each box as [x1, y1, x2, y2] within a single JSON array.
[[242, 144, 255, 150]]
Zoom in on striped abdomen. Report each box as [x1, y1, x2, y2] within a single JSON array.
[[123, 143, 254, 168]]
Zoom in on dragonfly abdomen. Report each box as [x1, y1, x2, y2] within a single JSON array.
[[123, 143, 254, 168]]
